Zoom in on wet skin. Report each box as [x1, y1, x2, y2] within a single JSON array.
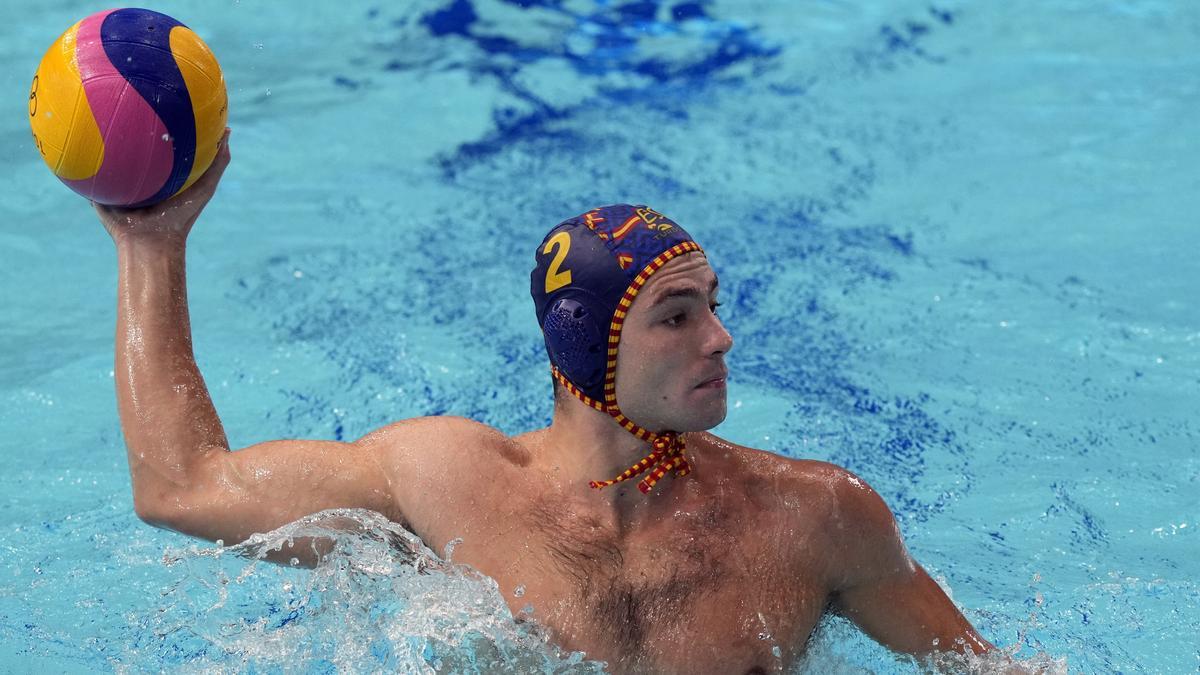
[[429, 429, 866, 672], [99, 131, 993, 673]]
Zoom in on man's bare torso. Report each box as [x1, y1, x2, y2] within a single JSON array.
[[381, 427, 840, 673]]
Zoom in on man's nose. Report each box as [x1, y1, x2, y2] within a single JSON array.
[[706, 313, 733, 356]]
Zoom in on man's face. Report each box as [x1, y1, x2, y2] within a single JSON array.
[[614, 252, 733, 432]]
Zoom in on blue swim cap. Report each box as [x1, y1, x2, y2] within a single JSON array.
[[531, 204, 702, 416]]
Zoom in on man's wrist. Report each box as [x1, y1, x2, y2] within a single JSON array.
[[113, 230, 188, 254]]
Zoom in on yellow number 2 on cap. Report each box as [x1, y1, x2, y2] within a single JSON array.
[[543, 231, 573, 293]]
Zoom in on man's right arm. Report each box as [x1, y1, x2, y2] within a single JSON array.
[[110, 236, 396, 537], [100, 131, 475, 563]]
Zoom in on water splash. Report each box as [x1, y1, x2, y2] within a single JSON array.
[[800, 614, 1068, 674], [124, 509, 604, 673]]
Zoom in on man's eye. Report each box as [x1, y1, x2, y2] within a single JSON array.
[[711, 302, 722, 315], [665, 313, 686, 327]]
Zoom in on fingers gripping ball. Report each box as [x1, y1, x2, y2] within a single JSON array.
[[29, 8, 228, 207]]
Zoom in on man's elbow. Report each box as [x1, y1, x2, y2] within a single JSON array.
[[131, 478, 211, 530], [132, 492, 180, 529], [130, 453, 225, 529]]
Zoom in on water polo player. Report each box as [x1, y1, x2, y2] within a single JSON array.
[[96, 134, 997, 673]]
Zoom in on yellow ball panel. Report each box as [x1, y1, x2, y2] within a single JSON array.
[[29, 20, 104, 181], [168, 25, 228, 195]]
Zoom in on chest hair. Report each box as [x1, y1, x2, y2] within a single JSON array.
[[525, 497, 733, 657]]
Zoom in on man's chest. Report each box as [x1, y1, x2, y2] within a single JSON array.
[[498, 511, 830, 673]]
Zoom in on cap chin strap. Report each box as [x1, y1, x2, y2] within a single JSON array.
[[588, 432, 691, 494], [551, 365, 692, 495]]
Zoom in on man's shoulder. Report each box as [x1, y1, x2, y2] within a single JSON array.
[[690, 432, 854, 478], [691, 433, 886, 517], [357, 415, 492, 445], [357, 416, 530, 467]]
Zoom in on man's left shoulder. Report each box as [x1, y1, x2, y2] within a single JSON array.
[[690, 433, 890, 518], [688, 431, 851, 477]]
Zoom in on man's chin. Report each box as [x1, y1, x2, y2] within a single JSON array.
[[706, 407, 729, 430], [635, 394, 727, 433], [681, 402, 728, 432]]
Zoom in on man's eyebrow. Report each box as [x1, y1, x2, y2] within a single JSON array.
[[647, 277, 719, 310]]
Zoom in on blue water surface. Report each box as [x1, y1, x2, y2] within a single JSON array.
[[1, 0, 1197, 672]]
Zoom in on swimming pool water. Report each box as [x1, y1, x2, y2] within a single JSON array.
[[1, 0, 1197, 672]]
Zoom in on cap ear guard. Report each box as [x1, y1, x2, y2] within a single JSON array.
[[542, 298, 606, 391]]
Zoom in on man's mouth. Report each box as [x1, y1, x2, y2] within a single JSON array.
[[695, 370, 728, 389]]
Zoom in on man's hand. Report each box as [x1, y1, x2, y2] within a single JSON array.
[[95, 128, 231, 245]]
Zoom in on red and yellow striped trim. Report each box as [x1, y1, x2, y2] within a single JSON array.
[[602, 241, 703, 413], [551, 365, 607, 413]]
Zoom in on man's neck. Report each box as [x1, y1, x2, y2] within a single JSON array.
[[532, 397, 690, 532]]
